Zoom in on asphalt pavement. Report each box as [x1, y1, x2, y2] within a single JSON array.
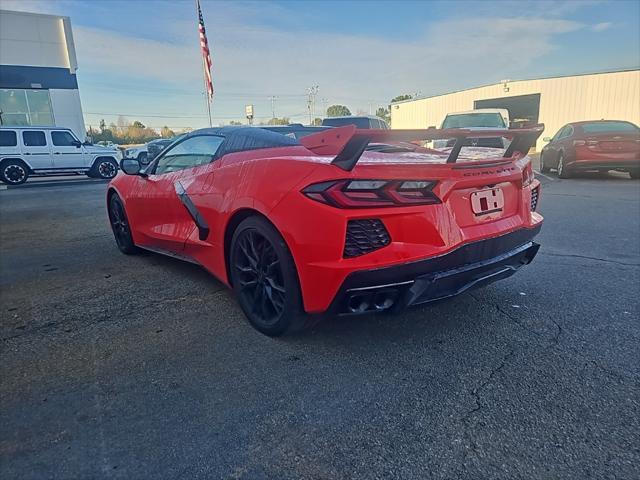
[[1, 171, 639, 479]]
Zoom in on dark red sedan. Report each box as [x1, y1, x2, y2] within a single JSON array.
[[540, 120, 640, 178]]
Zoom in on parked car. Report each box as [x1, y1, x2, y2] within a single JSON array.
[[0, 127, 120, 185], [260, 124, 332, 139], [321, 116, 389, 129], [540, 120, 640, 178], [108, 125, 543, 336], [433, 109, 510, 149], [123, 144, 148, 164], [146, 138, 174, 161]]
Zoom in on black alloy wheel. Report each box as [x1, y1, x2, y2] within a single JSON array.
[[109, 194, 139, 254], [557, 153, 570, 179], [97, 159, 118, 179], [230, 216, 303, 336], [1, 161, 29, 185]]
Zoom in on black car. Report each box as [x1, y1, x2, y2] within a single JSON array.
[[146, 138, 174, 162], [259, 124, 331, 139], [321, 116, 389, 129]]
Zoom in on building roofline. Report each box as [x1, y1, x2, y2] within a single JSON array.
[[0, 8, 70, 22], [391, 67, 640, 105]]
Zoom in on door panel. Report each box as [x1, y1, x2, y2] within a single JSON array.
[[21, 130, 52, 169], [49, 130, 85, 168]]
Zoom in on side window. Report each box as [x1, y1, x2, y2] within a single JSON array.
[[22, 130, 47, 147], [154, 135, 224, 175], [51, 131, 78, 146], [0, 130, 17, 147]]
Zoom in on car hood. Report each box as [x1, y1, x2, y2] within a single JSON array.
[[85, 145, 118, 153]]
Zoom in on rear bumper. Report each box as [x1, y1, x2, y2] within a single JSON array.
[[329, 225, 541, 315], [569, 159, 640, 171]]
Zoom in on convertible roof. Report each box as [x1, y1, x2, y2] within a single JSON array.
[[187, 126, 299, 157]]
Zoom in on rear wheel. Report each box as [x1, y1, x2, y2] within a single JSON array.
[[557, 153, 571, 179], [230, 216, 304, 336], [108, 193, 139, 254], [138, 152, 149, 165], [0, 159, 29, 185]]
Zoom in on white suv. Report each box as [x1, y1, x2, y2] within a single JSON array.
[[0, 127, 121, 185]]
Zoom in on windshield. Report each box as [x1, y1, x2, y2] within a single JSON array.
[[581, 121, 639, 133], [442, 113, 506, 129]]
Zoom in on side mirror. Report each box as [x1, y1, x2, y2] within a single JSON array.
[[120, 158, 141, 175], [72, 139, 82, 148], [542, 137, 551, 143]]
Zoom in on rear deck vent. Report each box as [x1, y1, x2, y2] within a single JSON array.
[[344, 219, 390, 258], [531, 186, 540, 211]]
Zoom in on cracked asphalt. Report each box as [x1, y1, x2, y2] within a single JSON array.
[[1, 171, 639, 479]]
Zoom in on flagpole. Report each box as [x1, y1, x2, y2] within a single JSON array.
[[202, 56, 212, 127], [195, 0, 212, 127]]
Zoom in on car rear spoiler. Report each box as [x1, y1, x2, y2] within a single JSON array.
[[299, 124, 545, 171]]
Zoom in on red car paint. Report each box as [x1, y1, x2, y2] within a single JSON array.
[[541, 120, 640, 176], [108, 126, 543, 316]]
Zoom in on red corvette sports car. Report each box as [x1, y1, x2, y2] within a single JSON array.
[[108, 125, 544, 336]]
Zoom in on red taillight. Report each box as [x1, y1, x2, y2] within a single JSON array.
[[302, 179, 440, 208]]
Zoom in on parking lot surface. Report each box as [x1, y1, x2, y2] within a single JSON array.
[[1, 172, 639, 479]]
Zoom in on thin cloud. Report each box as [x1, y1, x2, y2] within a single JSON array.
[[592, 22, 613, 32]]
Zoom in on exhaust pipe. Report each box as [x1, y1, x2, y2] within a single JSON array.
[[347, 294, 370, 313], [372, 291, 395, 311]]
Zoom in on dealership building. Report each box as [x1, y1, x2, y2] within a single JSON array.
[[0, 9, 86, 139], [390, 68, 640, 152]]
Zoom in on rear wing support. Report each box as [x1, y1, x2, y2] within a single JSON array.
[[300, 124, 545, 171]]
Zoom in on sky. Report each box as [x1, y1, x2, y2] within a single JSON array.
[[3, 0, 639, 130]]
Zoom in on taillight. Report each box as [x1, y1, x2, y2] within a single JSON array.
[[302, 179, 440, 208], [522, 163, 534, 187]]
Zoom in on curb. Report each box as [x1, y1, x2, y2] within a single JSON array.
[[1, 179, 110, 190]]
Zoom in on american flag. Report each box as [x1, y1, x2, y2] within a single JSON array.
[[197, 0, 213, 99]]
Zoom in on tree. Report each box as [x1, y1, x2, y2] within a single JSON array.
[[391, 94, 413, 103], [312, 117, 323, 126], [376, 107, 390, 125], [99, 119, 106, 132], [326, 105, 351, 117], [132, 120, 146, 129], [160, 126, 175, 138], [267, 117, 290, 126], [229, 120, 243, 125]]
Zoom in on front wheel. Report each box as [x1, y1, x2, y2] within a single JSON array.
[[0, 159, 29, 185], [229, 216, 304, 336], [91, 158, 118, 179], [557, 153, 571, 179], [539, 152, 550, 173]]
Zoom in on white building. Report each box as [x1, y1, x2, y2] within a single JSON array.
[[0, 9, 86, 139], [391, 69, 640, 152]]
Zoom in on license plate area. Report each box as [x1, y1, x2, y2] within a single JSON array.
[[470, 188, 504, 216]]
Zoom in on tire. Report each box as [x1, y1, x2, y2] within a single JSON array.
[[630, 169, 640, 180], [108, 193, 139, 254], [557, 153, 571, 179], [0, 159, 29, 185], [229, 216, 304, 336], [137, 152, 149, 165], [90, 158, 118, 180], [540, 152, 550, 173]]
